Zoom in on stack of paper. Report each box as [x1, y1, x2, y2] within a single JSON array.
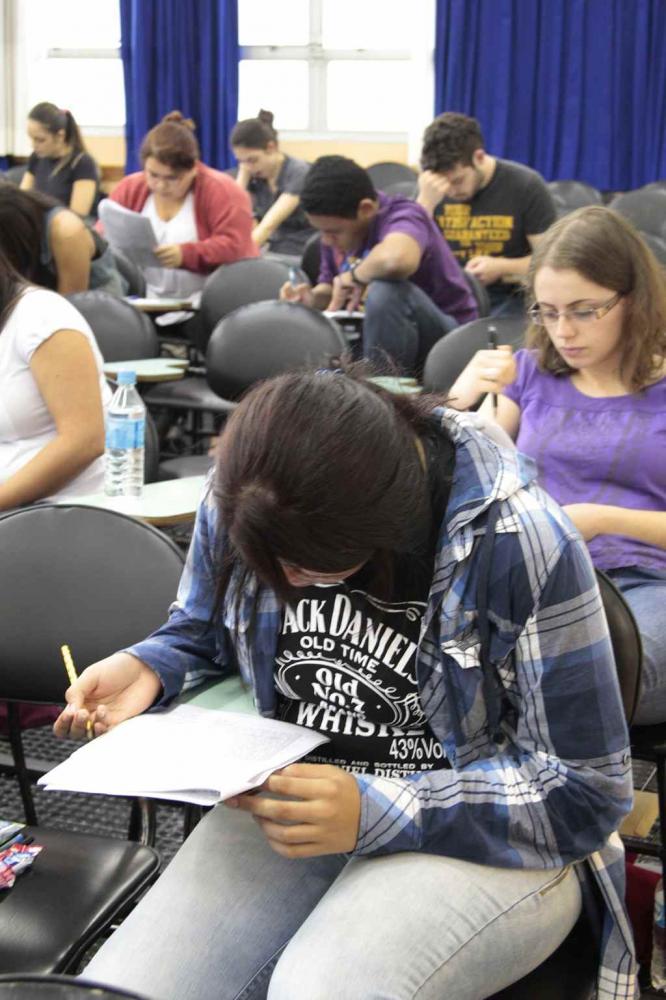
[[98, 199, 160, 268], [38, 705, 329, 806]]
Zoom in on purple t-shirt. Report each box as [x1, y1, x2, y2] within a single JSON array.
[[504, 349, 666, 572], [318, 192, 477, 325]]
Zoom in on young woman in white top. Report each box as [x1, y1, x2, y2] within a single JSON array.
[[0, 248, 111, 509]]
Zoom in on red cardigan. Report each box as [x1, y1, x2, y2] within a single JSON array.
[[106, 163, 258, 273]]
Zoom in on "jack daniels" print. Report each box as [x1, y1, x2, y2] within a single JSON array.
[[276, 583, 447, 777]]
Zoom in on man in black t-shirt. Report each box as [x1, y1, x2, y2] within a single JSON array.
[[417, 112, 556, 316]]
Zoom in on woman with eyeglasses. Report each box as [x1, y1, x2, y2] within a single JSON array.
[[449, 205, 666, 724], [100, 111, 257, 306]]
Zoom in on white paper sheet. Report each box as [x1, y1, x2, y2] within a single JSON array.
[[38, 705, 329, 806], [99, 199, 160, 268]]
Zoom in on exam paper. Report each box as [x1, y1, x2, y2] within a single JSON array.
[[99, 199, 160, 268], [39, 705, 329, 806]]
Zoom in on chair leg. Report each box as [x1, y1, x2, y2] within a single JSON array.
[[7, 703, 38, 825], [128, 797, 157, 847]]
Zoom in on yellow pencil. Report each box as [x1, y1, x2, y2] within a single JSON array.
[[60, 644, 93, 740]]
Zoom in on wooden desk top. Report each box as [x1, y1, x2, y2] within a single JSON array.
[[103, 359, 189, 383], [64, 475, 206, 526]]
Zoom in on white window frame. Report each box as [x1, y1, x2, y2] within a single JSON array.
[[239, 0, 434, 144], [44, 46, 124, 136]]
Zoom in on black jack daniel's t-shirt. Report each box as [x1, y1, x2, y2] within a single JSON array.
[[275, 425, 455, 778]]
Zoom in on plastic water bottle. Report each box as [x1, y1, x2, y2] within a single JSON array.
[[104, 371, 146, 497]]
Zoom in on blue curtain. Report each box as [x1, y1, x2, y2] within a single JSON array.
[[119, 0, 238, 174], [434, 0, 666, 191]]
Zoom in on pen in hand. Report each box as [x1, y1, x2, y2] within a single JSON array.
[[487, 324, 498, 416], [61, 644, 93, 740]]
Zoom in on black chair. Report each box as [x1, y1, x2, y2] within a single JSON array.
[[547, 180, 603, 216], [639, 230, 666, 266], [110, 250, 146, 297], [0, 503, 185, 827], [67, 292, 158, 362], [640, 180, 666, 194], [383, 179, 418, 199], [0, 975, 150, 998], [1, 164, 27, 186], [205, 300, 348, 402], [300, 232, 321, 285], [198, 257, 309, 354], [463, 270, 491, 318], [610, 188, 666, 239], [367, 161, 418, 193], [0, 830, 159, 977], [422, 316, 527, 395]]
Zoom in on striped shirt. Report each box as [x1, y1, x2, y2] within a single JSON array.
[[128, 409, 637, 998]]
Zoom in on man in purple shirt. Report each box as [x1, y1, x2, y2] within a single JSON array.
[[280, 155, 477, 373]]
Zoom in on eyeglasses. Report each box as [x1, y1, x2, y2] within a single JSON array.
[[528, 293, 623, 328]]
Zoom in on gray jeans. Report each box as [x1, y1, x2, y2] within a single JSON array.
[[82, 805, 582, 1000]]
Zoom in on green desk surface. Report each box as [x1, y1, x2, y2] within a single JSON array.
[[180, 675, 256, 714], [369, 376, 421, 395]]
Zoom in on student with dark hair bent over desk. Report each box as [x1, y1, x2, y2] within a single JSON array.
[[58, 367, 636, 1000]]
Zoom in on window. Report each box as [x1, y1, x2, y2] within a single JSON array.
[[22, 0, 123, 132], [238, 0, 435, 141]]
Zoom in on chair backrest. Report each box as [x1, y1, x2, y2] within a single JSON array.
[[205, 300, 348, 400], [638, 230, 666, 267], [199, 258, 309, 352], [422, 316, 527, 393], [67, 291, 159, 361], [1, 164, 27, 186], [547, 180, 603, 214], [610, 188, 666, 239], [462, 270, 491, 318], [0, 504, 185, 704], [300, 232, 321, 285], [382, 179, 418, 199], [595, 570, 642, 726], [366, 161, 418, 192], [111, 249, 147, 297]]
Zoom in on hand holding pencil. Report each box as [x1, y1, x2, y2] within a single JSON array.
[[54, 651, 164, 741], [446, 342, 517, 412]]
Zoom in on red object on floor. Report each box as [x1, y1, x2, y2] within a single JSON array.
[[626, 853, 661, 968], [0, 702, 60, 735]]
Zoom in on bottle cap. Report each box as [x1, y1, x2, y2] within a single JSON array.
[[117, 370, 137, 385]]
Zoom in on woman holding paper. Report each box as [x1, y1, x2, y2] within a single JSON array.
[[58, 367, 635, 999], [0, 185, 122, 296], [100, 111, 257, 302]]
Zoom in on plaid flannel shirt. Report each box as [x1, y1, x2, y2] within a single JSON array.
[[128, 409, 637, 998]]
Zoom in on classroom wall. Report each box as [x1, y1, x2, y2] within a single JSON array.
[[84, 135, 412, 190]]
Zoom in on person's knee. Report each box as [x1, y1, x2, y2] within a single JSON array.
[[364, 277, 410, 312], [268, 944, 329, 1000]]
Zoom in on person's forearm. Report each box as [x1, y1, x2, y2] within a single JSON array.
[[596, 506, 666, 549], [353, 242, 415, 283], [416, 190, 439, 215], [495, 254, 531, 280], [0, 434, 103, 510], [312, 283, 333, 310]]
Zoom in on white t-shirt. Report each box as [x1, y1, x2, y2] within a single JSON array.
[[141, 192, 207, 299], [0, 286, 112, 500]]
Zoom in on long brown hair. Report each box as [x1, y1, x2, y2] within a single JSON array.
[[214, 366, 446, 606], [139, 110, 199, 171], [526, 206, 666, 390]]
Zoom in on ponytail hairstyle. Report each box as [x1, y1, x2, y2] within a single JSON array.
[[526, 205, 666, 391], [230, 109, 278, 150], [27, 102, 87, 174], [213, 362, 447, 609], [0, 185, 59, 282]]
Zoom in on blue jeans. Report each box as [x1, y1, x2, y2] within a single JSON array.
[[363, 279, 458, 374], [82, 806, 582, 1000], [607, 566, 666, 725]]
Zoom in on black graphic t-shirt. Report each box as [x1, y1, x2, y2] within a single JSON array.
[[433, 159, 555, 271], [276, 424, 455, 778]]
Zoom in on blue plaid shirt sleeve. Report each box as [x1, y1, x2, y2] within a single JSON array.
[[354, 528, 633, 869], [124, 482, 233, 702]]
